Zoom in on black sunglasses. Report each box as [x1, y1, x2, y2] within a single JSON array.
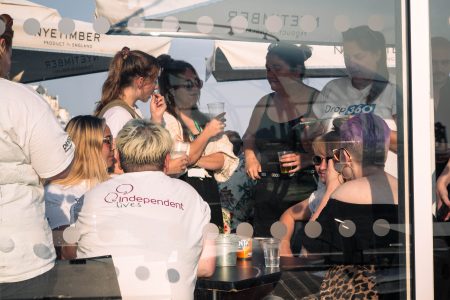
[[312, 155, 333, 166], [173, 78, 203, 90], [103, 136, 113, 146]]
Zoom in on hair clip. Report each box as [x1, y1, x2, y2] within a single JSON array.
[[121, 46, 131, 60]]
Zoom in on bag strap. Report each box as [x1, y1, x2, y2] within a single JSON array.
[[96, 99, 141, 119]]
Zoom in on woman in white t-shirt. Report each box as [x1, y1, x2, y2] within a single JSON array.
[[45, 115, 114, 259], [312, 25, 398, 177], [94, 47, 187, 174]]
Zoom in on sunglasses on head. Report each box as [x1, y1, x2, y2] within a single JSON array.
[[332, 148, 351, 163], [312, 155, 333, 166], [173, 78, 203, 90]]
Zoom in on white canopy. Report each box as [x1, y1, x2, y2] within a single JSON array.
[[210, 40, 397, 82], [94, 0, 402, 81], [95, 0, 397, 45], [1, 0, 171, 83]]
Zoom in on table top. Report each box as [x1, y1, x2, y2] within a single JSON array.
[[196, 239, 281, 291], [196, 238, 328, 292]]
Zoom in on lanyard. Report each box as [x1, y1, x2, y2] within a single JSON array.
[[189, 120, 203, 141]]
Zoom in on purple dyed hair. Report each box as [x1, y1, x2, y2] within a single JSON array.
[[339, 113, 391, 166]]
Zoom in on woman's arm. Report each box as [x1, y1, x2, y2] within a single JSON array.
[[388, 114, 398, 153], [243, 97, 267, 180], [52, 225, 77, 260], [188, 118, 224, 165], [197, 236, 216, 277], [195, 152, 225, 171], [310, 159, 342, 220], [437, 159, 450, 220], [279, 200, 311, 256], [149, 94, 166, 125]]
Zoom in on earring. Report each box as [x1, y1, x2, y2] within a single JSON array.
[[341, 165, 355, 181]]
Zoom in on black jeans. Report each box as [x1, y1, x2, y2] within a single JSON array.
[[0, 266, 57, 299]]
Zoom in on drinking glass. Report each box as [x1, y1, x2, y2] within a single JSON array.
[[207, 102, 225, 118], [171, 141, 189, 158], [261, 238, 280, 268], [277, 150, 294, 174]]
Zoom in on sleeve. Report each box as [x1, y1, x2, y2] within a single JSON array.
[[308, 181, 326, 214], [45, 185, 70, 229], [29, 103, 74, 179], [204, 135, 239, 183], [162, 112, 184, 141], [312, 88, 328, 119], [103, 107, 134, 138]]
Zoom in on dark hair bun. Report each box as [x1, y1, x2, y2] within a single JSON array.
[[299, 45, 312, 60], [157, 54, 174, 69]]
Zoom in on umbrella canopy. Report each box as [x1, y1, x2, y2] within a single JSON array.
[[1, 0, 171, 83]]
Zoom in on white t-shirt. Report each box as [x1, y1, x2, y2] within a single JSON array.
[[103, 106, 143, 138], [45, 181, 89, 229], [308, 181, 326, 214], [75, 171, 211, 300], [312, 77, 398, 177], [0, 79, 75, 282]]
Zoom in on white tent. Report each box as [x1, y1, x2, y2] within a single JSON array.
[[94, 0, 400, 81], [95, 0, 397, 44], [1, 0, 171, 83], [210, 40, 397, 82]]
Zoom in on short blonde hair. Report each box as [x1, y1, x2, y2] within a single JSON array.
[[116, 119, 173, 172], [312, 130, 340, 157]]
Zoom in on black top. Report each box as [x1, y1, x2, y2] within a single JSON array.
[[254, 92, 316, 173], [302, 198, 400, 265]]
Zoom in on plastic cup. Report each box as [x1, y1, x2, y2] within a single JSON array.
[[277, 150, 294, 174], [171, 141, 189, 159], [207, 102, 225, 117], [237, 237, 252, 260], [215, 234, 239, 267], [261, 238, 280, 268]]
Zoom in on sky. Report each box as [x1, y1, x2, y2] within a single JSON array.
[[24, 0, 330, 135]]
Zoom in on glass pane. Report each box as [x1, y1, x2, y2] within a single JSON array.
[[0, 0, 411, 299], [431, 0, 450, 299]]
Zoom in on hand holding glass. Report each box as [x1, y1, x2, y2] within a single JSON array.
[[278, 151, 295, 174], [171, 141, 189, 158]]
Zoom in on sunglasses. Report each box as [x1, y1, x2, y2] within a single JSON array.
[[173, 78, 203, 90], [332, 148, 351, 163], [103, 136, 113, 146], [312, 155, 333, 166]]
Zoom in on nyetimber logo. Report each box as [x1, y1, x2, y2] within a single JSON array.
[[104, 184, 184, 210], [37, 28, 101, 42]]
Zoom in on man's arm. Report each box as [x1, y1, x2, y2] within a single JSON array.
[[197, 236, 216, 277]]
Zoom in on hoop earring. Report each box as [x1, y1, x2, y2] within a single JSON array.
[[341, 165, 355, 181], [338, 173, 345, 184]]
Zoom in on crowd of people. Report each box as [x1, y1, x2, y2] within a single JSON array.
[[1, 11, 450, 299]]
